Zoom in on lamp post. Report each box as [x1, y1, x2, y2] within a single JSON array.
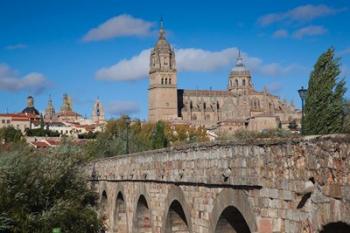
[[298, 86, 308, 135], [123, 115, 131, 154]]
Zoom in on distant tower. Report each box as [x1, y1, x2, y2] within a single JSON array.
[[22, 96, 40, 115], [148, 19, 178, 122], [92, 98, 105, 123], [228, 50, 253, 96], [61, 93, 73, 112], [44, 96, 55, 121]]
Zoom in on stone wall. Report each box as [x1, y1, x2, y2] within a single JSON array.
[[87, 135, 350, 233]]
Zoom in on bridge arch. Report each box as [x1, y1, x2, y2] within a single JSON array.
[[100, 189, 111, 232], [112, 187, 128, 233], [132, 184, 153, 233], [312, 198, 350, 232], [210, 189, 257, 233], [161, 185, 192, 233], [320, 222, 350, 233]]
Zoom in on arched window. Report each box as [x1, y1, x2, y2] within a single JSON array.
[[169, 78, 172, 84], [165, 78, 168, 85], [235, 79, 238, 86], [230, 80, 232, 86], [217, 102, 220, 110], [203, 102, 206, 110], [243, 79, 246, 86], [161, 78, 164, 85], [190, 101, 193, 110]]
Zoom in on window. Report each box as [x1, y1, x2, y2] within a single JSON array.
[[235, 79, 238, 86], [6, 120, 10, 124], [161, 78, 164, 85], [190, 101, 193, 110], [169, 78, 172, 84], [217, 102, 220, 110], [230, 80, 232, 86], [165, 78, 168, 85], [243, 79, 246, 86], [1, 120, 5, 124], [203, 102, 206, 110]]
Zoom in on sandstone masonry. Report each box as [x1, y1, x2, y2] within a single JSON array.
[[87, 135, 350, 233]]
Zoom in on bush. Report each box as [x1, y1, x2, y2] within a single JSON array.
[[0, 147, 101, 233], [0, 127, 23, 144], [218, 129, 296, 142], [25, 128, 60, 137]]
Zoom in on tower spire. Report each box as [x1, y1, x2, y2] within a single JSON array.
[[159, 17, 165, 39], [236, 48, 244, 67]]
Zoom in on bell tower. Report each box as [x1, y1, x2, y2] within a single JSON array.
[[148, 19, 178, 122], [228, 50, 253, 96]]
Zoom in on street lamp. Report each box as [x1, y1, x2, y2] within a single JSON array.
[[298, 86, 308, 135], [122, 115, 131, 154]]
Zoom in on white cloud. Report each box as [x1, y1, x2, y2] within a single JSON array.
[[83, 14, 154, 41], [266, 82, 283, 94], [95, 47, 304, 81], [0, 63, 49, 93], [4, 43, 27, 50], [107, 101, 140, 116], [339, 48, 350, 56], [273, 29, 289, 38], [341, 65, 350, 77], [176, 48, 236, 71], [292, 25, 327, 39], [96, 49, 151, 81], [258, 4, 345, 26]]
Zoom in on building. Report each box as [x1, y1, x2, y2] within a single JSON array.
[[44, 96, 55, 122], [148, 22, 301, 132], [0, 96, 41, 133], [56, 93, 83, 122], [0, 113, 39, 133], [92, 98, 105, 123], [22, 96, 40, 116]]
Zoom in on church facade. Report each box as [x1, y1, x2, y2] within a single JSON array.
[[148, 23, 301, 132]]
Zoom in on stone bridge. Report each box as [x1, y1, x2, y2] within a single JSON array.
[[86, 135, 350, 233]]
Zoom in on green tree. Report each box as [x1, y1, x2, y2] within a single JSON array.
[[343, 100, 350, 133], [151, 121, 168, 149], [0, 147, 101, 233], [304, 48, 346, 135], [0, 127, 23, 144]]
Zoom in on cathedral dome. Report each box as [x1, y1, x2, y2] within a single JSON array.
[[154, 19, 172, 53], [155, 38, 171, 51], [22, 107, 40, 115], [231, 51, 250, 76], [22, 96, 40, 115]]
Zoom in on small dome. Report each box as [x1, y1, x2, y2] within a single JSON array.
[[231, 51, 250, 75], [154, 19, 172, 52], [155, 38, 171, 51], [22, 107, 40, 115]]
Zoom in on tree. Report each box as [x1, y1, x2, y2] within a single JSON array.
[[343, 100, 350, 133], [0, 147, 101, 233], [304, 48, 346, 135], [151, 121, 168, 149], [0, 127, 23, 144]]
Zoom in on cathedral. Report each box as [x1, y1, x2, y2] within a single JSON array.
[[44, 94, 105, 124], [148, 22, 301, 132]]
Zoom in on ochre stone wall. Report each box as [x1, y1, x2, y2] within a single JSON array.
[[87, 135, 350, 233]]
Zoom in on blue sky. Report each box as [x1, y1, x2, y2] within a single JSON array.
[[0, 0, 349, 120]]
